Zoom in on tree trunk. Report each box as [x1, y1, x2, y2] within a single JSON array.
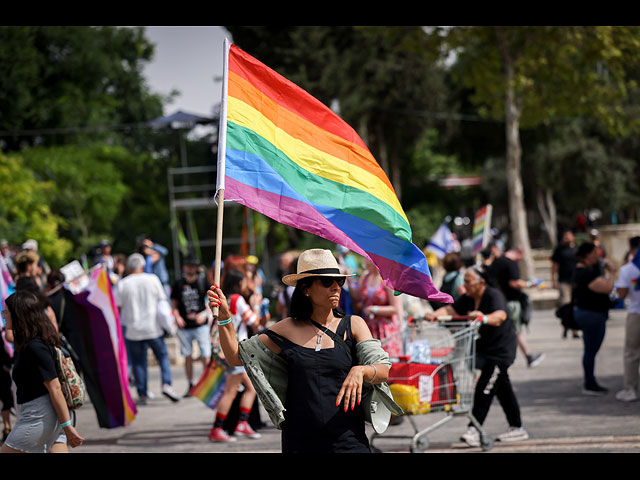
[[536, 188, 557, 249], [375, 121, 390, 178], [390, 140, 402, 202], [504, 61, 535, 279]]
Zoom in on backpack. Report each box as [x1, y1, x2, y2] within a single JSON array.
[[54, 345, 85, 410]]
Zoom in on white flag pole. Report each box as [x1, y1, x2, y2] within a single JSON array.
[[213, 38, 231, 308]]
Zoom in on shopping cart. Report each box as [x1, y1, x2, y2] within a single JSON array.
[[371, 315, 494, 453]]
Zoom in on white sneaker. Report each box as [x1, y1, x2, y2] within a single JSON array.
[[497, 426, 529, 442], [615, 389, 638, 402], [460, 427, 480, 447], [162, 384, 180, 403]]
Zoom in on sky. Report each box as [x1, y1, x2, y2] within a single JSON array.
[[140, 26, 233, 119]]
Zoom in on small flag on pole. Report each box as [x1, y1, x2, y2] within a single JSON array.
[[472, 204, 493, 255], [426, 222, 457, 259]]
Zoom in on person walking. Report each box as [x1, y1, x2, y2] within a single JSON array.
[[483, 243, 545, 368], [0, 290, 84, 453], [425, 266, 529, 446], [207, 249, 402, 453], [551, 229, 579, 338], [572, 242, 616, 396], [614, 236, 640, 402], [170, 255, 212, 397], [208, 268, 262, 442], [115, 254, 180, 405]]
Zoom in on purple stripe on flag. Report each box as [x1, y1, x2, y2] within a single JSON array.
[[226, 177, 452, 303], [73, 293, 125, 428]]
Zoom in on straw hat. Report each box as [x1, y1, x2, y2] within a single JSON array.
[[282, 249, 355, 287]]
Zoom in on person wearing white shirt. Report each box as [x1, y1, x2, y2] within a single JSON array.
[[115, 253, 180, 405], [615, 236, 640, 402]]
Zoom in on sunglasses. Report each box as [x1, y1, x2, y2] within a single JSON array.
[[316, 277, 346, 288]]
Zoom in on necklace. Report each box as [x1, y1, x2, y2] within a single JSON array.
[[310, 317, 337, 352]]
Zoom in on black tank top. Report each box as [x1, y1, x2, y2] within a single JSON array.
[[264, 315, 371, 453]]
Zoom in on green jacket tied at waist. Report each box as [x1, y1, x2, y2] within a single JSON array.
[[237, 335, 403, 429]]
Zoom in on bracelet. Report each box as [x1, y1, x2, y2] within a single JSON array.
[[217, 318, 232, 326], [369, 364, 377, 384], [372, 306, 379, 315], [482, 314, 488, 325], [60, 420, 72, 428]]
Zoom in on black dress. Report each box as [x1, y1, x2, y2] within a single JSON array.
[[264, 315, 371, 453]]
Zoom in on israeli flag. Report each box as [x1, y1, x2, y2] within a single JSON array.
[[426, 222, 457, 259]]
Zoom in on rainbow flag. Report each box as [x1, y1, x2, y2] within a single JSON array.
[[472, 204, 493, 255], [190, 360, 227, 410], [70, 266, 137, 428], [218, 42, 450, 303]]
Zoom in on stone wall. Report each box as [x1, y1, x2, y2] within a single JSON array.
[[598, 224, 640, 268]]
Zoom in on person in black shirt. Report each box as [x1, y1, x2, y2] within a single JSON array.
[[572, 242, 616, 396], [170, 256, 211, 397], [483, 244, 545, 368], [0, 290, 84, 453], [425, 266, 528, 446], [551, 230, 579, 338]]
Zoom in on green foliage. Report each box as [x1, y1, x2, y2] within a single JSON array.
[[446, 26, 640, 134], [0, 153, 73, 267], [20, 144, 132, 258], [405, 204, 450, 249], [531, 121, 639, 215], [0, 26, 164, 151]]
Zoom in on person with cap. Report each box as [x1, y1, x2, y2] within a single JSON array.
[[170, 255, 212, 397], [207, 248, 402, 453], [21, 239, 50, 289]]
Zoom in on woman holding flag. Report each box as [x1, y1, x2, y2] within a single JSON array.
[[207, 248, 402, 453]]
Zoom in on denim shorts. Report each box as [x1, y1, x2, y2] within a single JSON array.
[[3, 394, 67, 453], [176, 325, 212, 358]]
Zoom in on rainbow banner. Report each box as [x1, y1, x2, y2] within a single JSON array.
[[70, 266, 137, 428], [218, 42, 450, 303], [472, 204, 493, 255], [190, 361, 227, 410]]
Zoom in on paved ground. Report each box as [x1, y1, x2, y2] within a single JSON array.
[[69, 307, 640, 454]]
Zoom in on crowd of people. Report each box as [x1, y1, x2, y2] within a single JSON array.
[[1, 225, 639, 453]]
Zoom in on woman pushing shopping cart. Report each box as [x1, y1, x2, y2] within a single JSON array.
[[371, 265, 528, 452]]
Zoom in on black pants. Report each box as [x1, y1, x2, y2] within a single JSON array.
[[471, 355, 522, 428]]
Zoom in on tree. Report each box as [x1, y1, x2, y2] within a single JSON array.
[[437, 26, 640, 277], [0, 153, 73, 267], [0, 26, 164, 151], [20, 145, 132, 259]]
